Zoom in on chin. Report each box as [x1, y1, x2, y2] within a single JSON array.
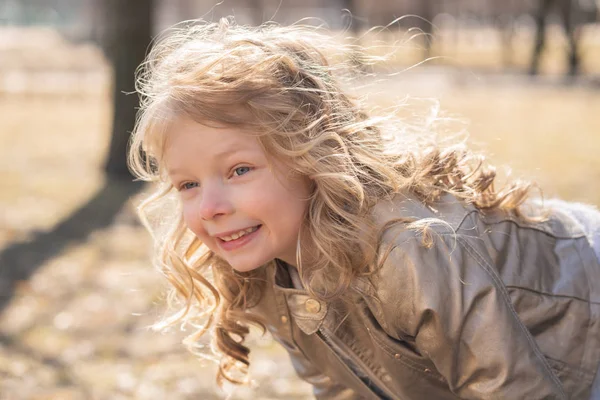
[[230, 264, 263, 273], [219, 249, 277, 273], [227, 258, 267, 273]]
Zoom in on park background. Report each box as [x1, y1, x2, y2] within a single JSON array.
[[1, 0, 599, 398]]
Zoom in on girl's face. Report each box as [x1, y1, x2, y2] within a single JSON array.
[[164, 116, 311, 272]]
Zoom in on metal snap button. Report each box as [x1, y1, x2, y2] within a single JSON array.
[[394, 353, 401, 360], [280, 315, 288, 324], [304, 298, 321, 313]]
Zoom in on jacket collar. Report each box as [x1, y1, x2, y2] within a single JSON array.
[[270, 261, 328, 335]]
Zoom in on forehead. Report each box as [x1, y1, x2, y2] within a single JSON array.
[[163, 116, 264, 168]]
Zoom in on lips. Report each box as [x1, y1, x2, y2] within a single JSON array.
[[217, 225, 260, 242], [215, 225, 262, 251]]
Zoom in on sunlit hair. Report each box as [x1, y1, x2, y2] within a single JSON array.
[[128, 17, 534, 387]]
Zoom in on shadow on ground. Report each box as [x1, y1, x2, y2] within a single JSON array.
[[0, 179, 145, 313]]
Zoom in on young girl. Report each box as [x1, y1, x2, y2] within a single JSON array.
[[128, 18, 600, 399]]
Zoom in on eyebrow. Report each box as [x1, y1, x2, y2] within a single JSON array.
[[212, 145, 241, 160]]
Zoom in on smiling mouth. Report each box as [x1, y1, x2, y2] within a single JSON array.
[[218, 225, 261, 242]]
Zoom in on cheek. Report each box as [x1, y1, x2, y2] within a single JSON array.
[[288, 200, 308, 230], [181, 202, 207, 237], [262, 175, 310, 220], [272, 189, 309, 231]]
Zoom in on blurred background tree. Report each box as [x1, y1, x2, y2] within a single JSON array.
[[529, 0, 598, 76], [0, 1, 599, 398], [3, 0, 597, 182], [103, 0, 154, 179]]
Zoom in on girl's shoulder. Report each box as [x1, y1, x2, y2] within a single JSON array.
[[370, 191, 476, 242], [371, 192, 594, 246], [357, 192, 600, 340]]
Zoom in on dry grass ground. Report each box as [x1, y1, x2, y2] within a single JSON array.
[[0, 26, 599, 399]]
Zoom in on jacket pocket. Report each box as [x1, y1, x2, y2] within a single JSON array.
[[364, 323, 446, 383], [545, 356, 595, 399]]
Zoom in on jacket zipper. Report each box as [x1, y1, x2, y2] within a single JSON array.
[[318, 326, 399, 400]]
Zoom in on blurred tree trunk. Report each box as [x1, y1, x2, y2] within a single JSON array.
[[529, 0, 583, 76], [339, 0, 368, 71], [417, 0, 434, 59], [248, 0, 263, 25], [340, 0, 362, 33], [104, 0, 154, 179]]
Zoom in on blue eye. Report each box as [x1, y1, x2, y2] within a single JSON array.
[[180, 182, 199, 191], [233, 166, 251, 177]]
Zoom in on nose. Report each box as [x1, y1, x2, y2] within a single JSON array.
[[196, 182, 233, 221]]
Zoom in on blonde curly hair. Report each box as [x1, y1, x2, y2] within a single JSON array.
[[128, 17, 534, 386]]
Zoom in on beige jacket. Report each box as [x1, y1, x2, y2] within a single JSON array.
[[251, 193, 600, 399]]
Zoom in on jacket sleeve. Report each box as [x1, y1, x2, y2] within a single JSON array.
[[279, 341, 362, 400], [377, 233, 567, 400]]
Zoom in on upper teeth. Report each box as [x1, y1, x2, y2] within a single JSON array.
[[220, 226, 258, 242]]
